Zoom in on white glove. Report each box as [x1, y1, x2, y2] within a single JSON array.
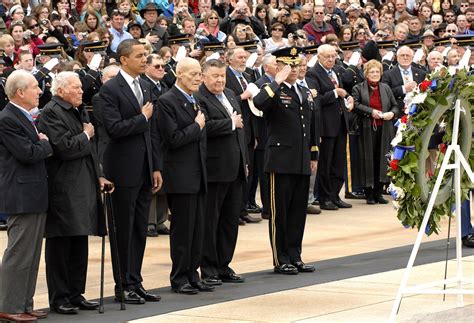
[[175, 46, 187, 62], [413, 48, 424, 64], [206, 52, 220, 62], [307, 55, 318, 68], [348, 51, 361, 66], [442, 46, 451, 57], [458, 48, 471, 70], [43, 57, 59, 71], [382, 51, 394, 61], [89, 53, 102, 71], [246, 52, 258, 68]]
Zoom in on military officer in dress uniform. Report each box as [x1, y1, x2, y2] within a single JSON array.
[[253, 47, 320, 275], [162, 34, 191, 88], [35, 43, 63, 110]]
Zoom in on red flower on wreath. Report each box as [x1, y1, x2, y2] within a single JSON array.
[[390, 159, 400, 171], [419, 80, 432, 92], [400, 115, 408, 123], [439, 143, 447, 154]]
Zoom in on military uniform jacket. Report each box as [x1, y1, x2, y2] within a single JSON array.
[[33, 66, 53, 109], [253, 80, 320, 176], [77, 66, 103, 107]]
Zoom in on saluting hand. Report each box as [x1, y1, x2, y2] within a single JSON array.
[[231, 111, 244, 129], [275, 65, 292, 85], [195, 111, 205, 129], [141, 102, 154, 120]]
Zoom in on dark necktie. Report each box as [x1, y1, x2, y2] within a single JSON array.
[[254, 68, 261, 80], [328, 70, 338, 88], [156, 82, 161, 93], [239, 76, 247, 91]]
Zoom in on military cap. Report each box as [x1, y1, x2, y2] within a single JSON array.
[[339, 41, 360, 51], [139, 3, 161, 18], [80, 40, 107, 55], [236, 40, 259, 53], [202, 41, 226, 54], [377, 40, 398, 50], [273, 46, 302, 65], [128, 21, 142, 31], [402, 39, 423, 50], [168, 34, 191, 46], [37, 43, 63, 58], [449, 34, 474, 47], [302, 44, 319, 55]]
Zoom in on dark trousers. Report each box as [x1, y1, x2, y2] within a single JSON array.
[[0, 213, 46, 313], [249, 149, 269, 214], [461, 197, 472, 238], [167, 191, 206, 288], [345, 134, 363, 193], [45, 235, 88, 308], [201, 179, 243, 279], [148, 189, 168, 226], [318, 122, 347, 202], [110, 181, 152, 291], [241, 143, 255, 213], [364, 127, 384, 197], [268, 173, 309, 266]]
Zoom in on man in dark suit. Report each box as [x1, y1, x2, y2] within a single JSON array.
[[381, 45, 426, 115], [100, 39, 162, 304], [225, 46, 261, 224], [141, 53, 170, 237], [157, 57, 213, 295], [253, 47, 320, 275], [0, 70, 51, 322], [195, 59, 248, 286], [306, 44, 354, 211]]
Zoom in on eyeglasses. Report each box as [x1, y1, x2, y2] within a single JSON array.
[[152, 64, 164, 69], [445, 14, 454, 17], [29, 24, 40, 29], [273, 28, 283, 31], [357, 32, 366, 36], [446, 29, 457, 32], [314, 12, 324, 15], [461, 3, 469, 7], [208, 16, 218, 20]]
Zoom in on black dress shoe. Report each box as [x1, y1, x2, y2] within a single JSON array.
[[115, 290, 145, 304], [219, 273, 245, 283], [135, 287, 161, 302], [202, 276, 222, 286], [319, 201, 338, 210], [241, 214, 262, 223], [239, 218, 246, 225], [246, 202, 262, 213], [147, 227, 158, 237], [71, 299, 99, 310], [307, 205, 321, 214], [332, 199, 352, 208], [462, 234, 474, 248], [0, 221, 7, 231], [293, 261, 315, 273], [55, 304, 79, 315], [261, 213, 269, 220], [191, 282, 215, 292], [156, 223, 170, 235], [172, 283, 199, 295], [374, 195, 388, 204], [345, 192, 366, 199], [274, 264, 298, 275], [366, 198, 376, 205]]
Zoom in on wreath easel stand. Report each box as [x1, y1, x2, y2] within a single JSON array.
[[389, 98, 474, 322]]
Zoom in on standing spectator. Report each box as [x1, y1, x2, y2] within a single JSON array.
[[109, 10, 133, 53], [197, 10, 226, 42], [394, 0, 411, 21], [219, 1, 266, 38], [303, 5, 335, 45], [254, 4, 270, 37], [83, 10, 99, 31], [352, 60, 398, 205], [263, 23, 289, 53], [0, 70, 51, 322], [37, 71, 113, 314], [407, 16, 423, 40], [457, 15, 474, 34], [140, 3, 168, 52]]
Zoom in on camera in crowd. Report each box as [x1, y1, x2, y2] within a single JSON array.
[[237, 8, 246, 15]]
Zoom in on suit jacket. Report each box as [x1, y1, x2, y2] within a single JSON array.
[[157, 85, 207, 194], [225, 67, 258, 145], [306, 63, 350, 137], [77, 66, 103, 106], [0, 103, 52, 214], [91, 93, 108, 165], [99, 72, 161, 187], [253, 74, 273, 150], [253, 81, 320, 175], [381, 65, 426, 114], [195, 85, 248, 183], [140, 74, 169, 99]]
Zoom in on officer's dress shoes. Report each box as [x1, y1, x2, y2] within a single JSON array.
[[0, 312, 38, 322], [135, 286, 161, 301], [71, 299, 99, 310], [345, 192, 365, 199], [293, 261, 315, 272], [202, 276, 222, 286], [246, 202, 262, 213], [241, 214, 262, 223], [191, 282, 215, 292], [462, 234, 474, 248], [274, 264, 299, 275], [156, 223, 170, 235], [54, 303, 79, 314], [26, 310, 48, 319], [332, 198, 352, 208], [374, 195, 388, 204], [219, 273, 245, 283], [172, 283, 199, 295], [147, 225, 159, 237], [115, 290, 145, 304], [319, 200, 338, 210], [307, 204, 321, 214]]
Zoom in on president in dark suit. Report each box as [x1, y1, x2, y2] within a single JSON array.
[[381, 45, 426, 115], [0, 71, 51, 322], [306, 44, 354, 211], [253, 47, 320, 275], [195, 59, 248, 285], [157, 57, 213, 295], [99, 39, 162, 304]]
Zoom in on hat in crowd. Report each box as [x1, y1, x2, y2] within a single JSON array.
[[433, 23, 447, 37], [339, 41, 360, 52], [421, 30, 437, 40], [273, 46, 302, 66], [37, 43, 63, 58], [202, 41, 226, 54], [128, 21, 142, 31], [361, 40, 381, 61], [168, 34, 191, 46], [8, 4, 22, 18], [377, 40, 398, 50], [302, 44, 319, 55], [402, 39, 423, 50], [237, 40, 259, 53], [81, 40, 107, 55], [0, 57, 5, 65], [450, 34, 474, 47], [139, 3, 161, 18]]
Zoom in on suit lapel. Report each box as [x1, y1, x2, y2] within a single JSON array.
[[171, 86, 197, 121], [117, 73, 141, 113], [317, 64, 336, 89], [7, 104, 38, 140], [226, 68, 244, 95], [224, 89, 242, 114], [206, 89, 231, 118]]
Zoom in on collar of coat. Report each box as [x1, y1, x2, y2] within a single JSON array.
[[52, 95, 80, 110]]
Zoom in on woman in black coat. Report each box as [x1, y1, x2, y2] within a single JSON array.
[[352, 59, 399, 205]]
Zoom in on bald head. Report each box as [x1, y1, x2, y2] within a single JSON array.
[[176, 57, 202, 94]]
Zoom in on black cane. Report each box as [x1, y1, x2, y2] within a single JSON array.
[[99, 233, 105, 313], [105, 192, 126, 310]]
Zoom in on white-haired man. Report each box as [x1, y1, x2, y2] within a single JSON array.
[[37, 72, 114, 315], [0, 70, 51, 322]]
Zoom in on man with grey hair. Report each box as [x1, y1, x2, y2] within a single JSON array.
[[427, 50, 443, 72], [38, 71, 114, 315], [381, 45, 426, 113], [0, 70, 51, 322]]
